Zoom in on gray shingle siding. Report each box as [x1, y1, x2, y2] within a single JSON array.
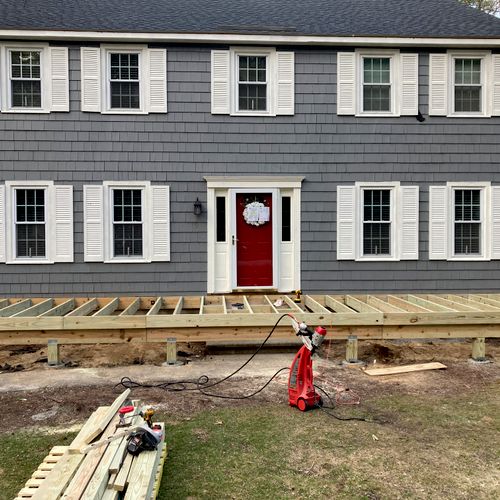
[[1, 44, 500, 296]]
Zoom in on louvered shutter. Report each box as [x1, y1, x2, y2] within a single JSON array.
[[52, 185, 73, 262], [275, 51, 294, 115], [151, 185, 170, 261], [0, 185, 5, 263], [400, 54, 418, 116], [49, 47, 69, 112], [429, 186, 448, 260], [491, 186, 500, 259], [84, 185, 104, 261], [211, 50, 230, 114], [399, 186, 419, 260], [337, 186, 356, 260], [492, 54, 500, 116], [429, 54, 448, 116], [81, 47, 101, 112], [148, 49, 167, 113], [337, 52, 356, 115]]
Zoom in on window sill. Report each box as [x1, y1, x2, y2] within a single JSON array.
[[447, 113, 490, 119], [104, 258, 151, 264], [355, 112, 398, 118], [230, 111, 276, 117], [1, 108, 50, 114], [446, 256, 489, 261], [101, 110, 148, 115], [6, 259, 54, 265], [355, 257, 399, 262]]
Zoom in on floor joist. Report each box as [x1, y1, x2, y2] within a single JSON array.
[[0, 293, 499, 345]]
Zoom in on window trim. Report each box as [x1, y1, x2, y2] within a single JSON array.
[[101, 45, 147, 115], [446, 181, 490, 261], [355, 181, 399, 261], [355, 49, 399, 117], [102, 181, 151, 263], [5, 180, 54, 264], [1, 43, 50, 113], [448, 51, 490, 118], [230, 46, 275, 117]]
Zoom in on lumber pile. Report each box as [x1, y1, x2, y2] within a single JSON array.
[[15, 390, 167, 500]]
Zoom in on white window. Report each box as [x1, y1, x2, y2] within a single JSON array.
[[337, 50, 418, 117], [429, 182, 500, 261], [81, 45, 167, 114], [337, 182, 419, 261], [0, 181, 73, 264], [429, 51, 500, 117], [0, 44, 69, 113], [211, 47, 294, 116], [83, 181, 170, 263]]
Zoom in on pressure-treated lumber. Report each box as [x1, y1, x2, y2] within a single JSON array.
[[69, 407, 111, 453], [62, 413, 121, 499], [40, 299, 75, 317], [0, 299, 32, 317], [93, 298, 120, 316], [65, 298, 98, 317], [83, 389, 131, 445], [151, 443, 168, 500], [13, 299, 53, 317], [363, 362, 447, 376], [471, 337, 486, 361], [121, 298, 141, 316], [113, 453, 133, 491], [147, 297, 163, 316]]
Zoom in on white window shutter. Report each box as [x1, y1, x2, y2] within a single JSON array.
[[399, 186, 419, 260], [151, 185, 170, 261], [429, 186, 448, 260], [337, 52, 356, 115], [337, 185, 356, 260], [148, 49, 167, 113], [81, 47, 101, 112], [491, 186, 500, 259], [211, 50, 230, 114], [52, 185, 73, 262], [275, 51, 294, 115], [492, 54, 500, 116], [400, 53, 418, 116], [429, 53, 448, 116], [0, 185, 5, 263], [49, 47, 69, 112], [84, 185, 104, 261]]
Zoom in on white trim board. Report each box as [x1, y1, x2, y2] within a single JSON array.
[[1, 29, 500, 48]]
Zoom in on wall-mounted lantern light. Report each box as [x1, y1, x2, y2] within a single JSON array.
[[194, 198, 202, 216]]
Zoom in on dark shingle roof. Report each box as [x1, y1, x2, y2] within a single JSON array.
[[1, 0, 500, 38]]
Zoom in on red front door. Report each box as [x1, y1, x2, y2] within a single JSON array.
[[236, 193, 273, 287]]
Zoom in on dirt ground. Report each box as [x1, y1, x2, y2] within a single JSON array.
[[0, 339, 498, 434]]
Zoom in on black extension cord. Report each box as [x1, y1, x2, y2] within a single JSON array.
[[116, 313, 376, 421]]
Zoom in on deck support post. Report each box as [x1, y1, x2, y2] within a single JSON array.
[[47, 339, 62, 367], [165, 337, 178, 365], [344, 335, 363, 365], [471, 337, 486, 362]]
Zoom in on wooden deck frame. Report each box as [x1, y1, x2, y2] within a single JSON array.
[[0, 294, 499, 347]]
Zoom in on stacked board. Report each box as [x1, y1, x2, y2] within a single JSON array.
[[15, 390, 167, 500]]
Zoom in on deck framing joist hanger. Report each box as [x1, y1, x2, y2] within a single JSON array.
[[0, 293, 500, 345]]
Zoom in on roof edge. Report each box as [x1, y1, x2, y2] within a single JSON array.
[[0, 29, 500, 47]]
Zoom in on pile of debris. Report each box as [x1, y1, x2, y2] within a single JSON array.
[[15, 389, 166, 499]]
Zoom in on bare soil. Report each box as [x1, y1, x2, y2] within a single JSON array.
[[0, 339, 498, 434]]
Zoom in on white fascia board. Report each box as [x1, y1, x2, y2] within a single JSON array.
[[204, 176, 304, 189], [2, 30, 500, 48]]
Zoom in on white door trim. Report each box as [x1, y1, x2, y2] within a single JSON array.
[[206, 176, 303, 294]]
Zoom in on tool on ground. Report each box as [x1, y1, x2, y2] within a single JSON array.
[[117, 405, 135, 427], [126, 424, 163, 456], [141, 406, 155, 428], [287, 314, 327, 411]]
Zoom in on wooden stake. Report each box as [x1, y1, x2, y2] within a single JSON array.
[[471, 337, 486, 361], [166, 338, 177, 365]]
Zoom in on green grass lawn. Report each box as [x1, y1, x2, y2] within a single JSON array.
[[1, 386, 498, 500]]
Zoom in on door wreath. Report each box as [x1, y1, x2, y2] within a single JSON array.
[[243, 201, 269, 226]]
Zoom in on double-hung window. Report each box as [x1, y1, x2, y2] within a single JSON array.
[[362, 57, 392, 113], [428, 182, 500, 261], [15, 188, 46, 258], [83, 182, 170, 263], [0, 181, 74, 264], [109, 52, 140, 110], [210, 47, 295, 116], [453, 189, 482, 256], [362, 189, 391, 256], [429, 51, 500, 117], [10, 50, 42, 109], [112, 188, 143, 258], [238, 55, 268, 112], [337, 182, 419, 261], [453, 58, 483, 114]]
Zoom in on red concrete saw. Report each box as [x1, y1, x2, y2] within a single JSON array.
[[287, 314, 327, 411]]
